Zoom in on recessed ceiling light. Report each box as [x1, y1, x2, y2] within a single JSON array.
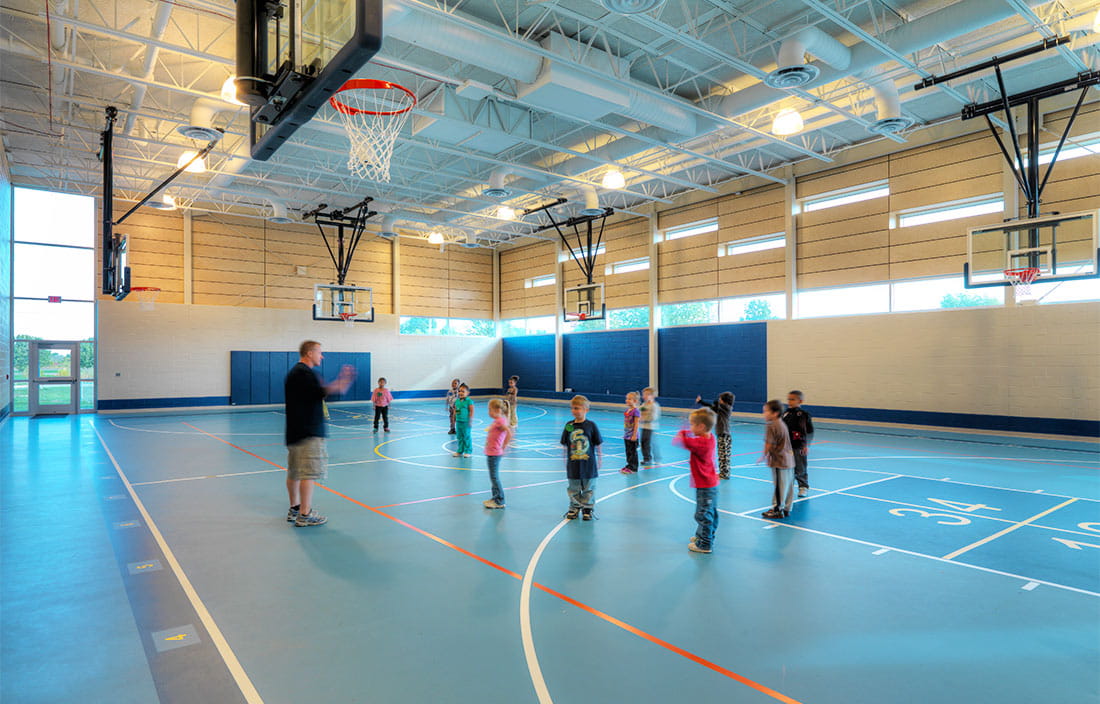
[[771, 108, 804, 136]]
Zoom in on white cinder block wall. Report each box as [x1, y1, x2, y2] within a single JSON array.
[[766, 301, 1100, 421], [97, 302, 501, 402]]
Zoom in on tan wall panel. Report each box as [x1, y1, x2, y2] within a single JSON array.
[[799, 212, 886, 241], [889, 175, 1002, 212], [797, 231, 888, 259], [719, 215, 786, 242], [889, 133, 997, 177], [659, 201, 718, 230], [797, 159, 888, 198], [799, 199, 890, 230], [798, 265, 891, 289], [717, 185, 783, 217]]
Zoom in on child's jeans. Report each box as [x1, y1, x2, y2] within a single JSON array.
[[624, 439, 639, 470], [793, 448, 809, 488], [567, 477, 596, 509], [448, 406, 456, 433], [770, 466, 795, 513], [694, 487, 719, 549], [486, 454, 504, 504], [455, 421, 472, 454], [373, 405, 389, 430], [640, 428, 657, 463]]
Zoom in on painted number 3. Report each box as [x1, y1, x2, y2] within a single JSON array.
[[888, 508, 971, 525]]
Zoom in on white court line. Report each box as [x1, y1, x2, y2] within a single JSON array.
[[131, 468, 285, 486], [90, 422, 264, 703], [1022, 582, 1040, 591], [942, 498, 1078, 560], [737, 475, 902, 517], [664, 479, 1100, 598], [872, 548, 890, 555], [520, 474, 681, 704]]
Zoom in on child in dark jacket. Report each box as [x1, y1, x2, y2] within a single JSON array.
[[696, 392, 735, 479], [781, 390, 815, 497]]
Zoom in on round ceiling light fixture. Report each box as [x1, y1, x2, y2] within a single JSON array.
[[427, 231, 445, 245], [601, 169, 626, 190], [176, 150, 206, 173], [771, 108, 804, 136], [598, 0, 665, 13], [220, 76, 247, 106], [147, 193, 177, 210], [496, 205, 516, 221]]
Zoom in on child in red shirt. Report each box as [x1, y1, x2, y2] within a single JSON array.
[[674, 408, 719, 554]]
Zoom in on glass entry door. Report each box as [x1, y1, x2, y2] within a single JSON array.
[[28, 341, 80, 415]]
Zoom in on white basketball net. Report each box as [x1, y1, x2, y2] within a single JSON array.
[[330, 80, 416, 183], [1005, 267, 1040, 301]]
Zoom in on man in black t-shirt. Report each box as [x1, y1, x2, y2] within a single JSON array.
[[285, 340, 355, 527]]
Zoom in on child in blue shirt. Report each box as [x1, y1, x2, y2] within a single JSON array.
[[452, 384, 474, 458], [561, 395, 603, 521]]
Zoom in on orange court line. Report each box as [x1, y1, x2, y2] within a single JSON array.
[[182, 420, 804, 704]]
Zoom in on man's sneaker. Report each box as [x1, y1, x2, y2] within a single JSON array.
[[286, 506, 300, 523], [798, 486, 808, 497], [761, 509, 783, 519], [295, 509, 328, 527], [688, 542, 712, 553], [564, 507, 580, 520], [581, 508, 596, 521], [483, 499, 505, 509]]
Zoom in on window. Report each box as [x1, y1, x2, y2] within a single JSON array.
[[1037, 134, 1100, 165], [796, 283, 891, 318], [896, 196, 1004, 228], [563, 316, 607, 333], [1032, 263, 1100, 304], [659, 300, 719, 327], [399, 317, 496, 336], [802, 181, 890, 213], [718, 294, 786, 322], [891, 276, 1002, 311], [560, 244, 605, 262], [607, 307, 649, 329], [664, 219, 718, 241], [605, 257, 649, 275], [525, 274, 555, 289], [719, 234, 785, 257], [500, 316, 555, 336]]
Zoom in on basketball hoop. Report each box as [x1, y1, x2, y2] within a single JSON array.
[[339, 311, 359, 327], [130, 286, 161, 311], [565, 312, 588, 322], [1004, 267, 1041, 302], [330, 79, 416, 183]]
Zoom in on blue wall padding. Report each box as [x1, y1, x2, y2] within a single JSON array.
[[657, 322, 767, 409], [502, 335, 556, 391], [230, 351, 371, 405], [562, 329, 649, 397]]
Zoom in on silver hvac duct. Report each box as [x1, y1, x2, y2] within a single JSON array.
[[765, 26, 851, 89]]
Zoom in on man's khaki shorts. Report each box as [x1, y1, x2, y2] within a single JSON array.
[[287, 436, 328, 481]]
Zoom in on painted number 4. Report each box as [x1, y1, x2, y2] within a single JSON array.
[[888, 499, 1002, 526], [925, 498, 1001, 513]]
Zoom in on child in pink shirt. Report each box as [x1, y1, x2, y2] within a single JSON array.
[[674, 408, 719, 554], [483, 398, 514, 509], [372, 377, 394, 432]]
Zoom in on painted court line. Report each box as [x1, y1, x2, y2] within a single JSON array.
[[665, 477, 1100, 598], [375, 478, 568, 508], [90, 423, 264, 704], [185, 422, 803, 703], [872, 548, 890, 555], [1022, 582, 1040, 591], [942, 498, 1079, 560], [737, 475, 902, 517]]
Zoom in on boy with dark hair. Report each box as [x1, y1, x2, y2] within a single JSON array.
[[284, 340, 355, 527], [561, 395, 603, 521], [782, 390, 815, 497], [762, 399, 795, 520], [674, 408, 719, 554], [696, 391, 735, 479]]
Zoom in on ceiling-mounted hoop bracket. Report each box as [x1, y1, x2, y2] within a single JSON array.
[[525, 198, 615, 285], [303, 197, 378, 286]]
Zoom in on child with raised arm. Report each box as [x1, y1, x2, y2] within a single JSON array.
[[762, 399, 796, 519], [372, 377, 394, 432], [639, 387, 661, 466], [482, 399, 514, 509], [445, 378, 461, 435], [561, 395, 603, 521], [452, 384, 474, 458], [620, 391, 642, 474], [782, 390, 815, 497], [505, 375, 520, 429], [674, 408, 719, 554], [696, 392, 735, 479]]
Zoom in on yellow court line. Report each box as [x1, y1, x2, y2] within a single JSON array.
[[943, 497, 1078, 560]]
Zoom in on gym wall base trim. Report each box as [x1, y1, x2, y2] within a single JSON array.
[[98, 396, 232, 411]]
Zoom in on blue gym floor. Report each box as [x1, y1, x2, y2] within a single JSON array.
[[3, 400, 1098, 704]]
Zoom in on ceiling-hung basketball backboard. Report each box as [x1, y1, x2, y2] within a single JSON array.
[[965, 210, 1098, 288], [236, 0, 382, 161]]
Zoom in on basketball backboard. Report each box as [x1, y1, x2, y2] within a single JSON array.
[[563, 283, 605, 322], [314, 283, 374, 323], [965, 210, 1098, 288], [237, 0, 382, 160]]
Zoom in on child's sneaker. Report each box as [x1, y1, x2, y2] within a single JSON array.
[[563, 507, 580, 520], [462, 453, 472, 458], [483, 499, 505, 509], [798, 486, 808, 497], [719, 471, 730, 480], [761, 509, 783, 519], [581, 508, 596, 521], [286, 506, 300, 522], [384, 428, 391, 433], [688, 542, 712, 554], [620, 467, 637, 474], [294, 509, 327, 527]]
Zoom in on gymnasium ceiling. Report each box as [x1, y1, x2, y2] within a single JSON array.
[[1, 0, 1098, 248]]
